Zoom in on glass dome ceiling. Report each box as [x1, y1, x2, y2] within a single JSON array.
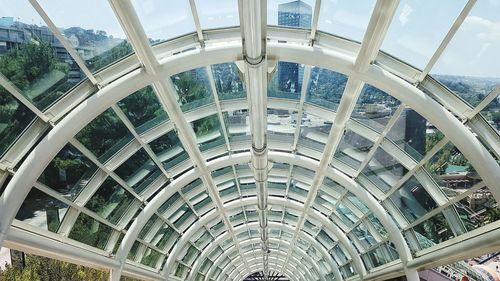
[[0, 0, 499, 281]]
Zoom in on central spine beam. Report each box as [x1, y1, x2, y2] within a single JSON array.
[[239, 0, 269, 278]]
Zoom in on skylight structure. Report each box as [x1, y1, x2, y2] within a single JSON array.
[[0, 0, 499, 281]]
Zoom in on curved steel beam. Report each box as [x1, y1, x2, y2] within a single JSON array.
[[212, 239, 317, 281], [225, 251, 309, 281], [0, 39, 498, 281], [201, 230, 330, 281], [165, 196, 342, 281], [188, 221, 340, 281]]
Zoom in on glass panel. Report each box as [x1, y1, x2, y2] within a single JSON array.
[[191, 114, 224, 152], [0, 87, 36, 157], [212, 63, 245, 100], [306, 67, 348, 111], [390, 176, 438, 223], [16, 188, 68, 232], [367, 213, 388, 239], [149, 130, 188, 170], [141, 247, 161, 268], [268, 0, 314, 28], [480, 95, 500, 134], [114, 148, 160, 194], [426, 143, 483, 191], [268, 109, 296, 145], [225, 109, 251, 144], [268, 61, 304, 100], [38, 0, 132, 72], [387, 109, 434, 161], [69, 212, 113, 250], [365, 245, 389, 269], [381, 0, 466, 69], [38, 143, 97, 200], [362, 147, 406, 192], [454, 189, 500, 232], [354, 84, 400, 133], [171, 67, 213, 112], [432, 0, 500, 107], [318, 0, 375, 42], [75, 108, 132, 162], [335, 202, 359, 227], [131, 0, 195, 44], [138, 215, 157, 240], [152, 224, 176, 251], [298, 112, 332, 154], [159, 192, 181, 214], [352, 223, 376, 249], [85, 177, 136, 224], [195, 0, 239, 29], [117, 86, 168, 134], [334, 130, 373, 170], [346, 192, 369, 214], [0, 1, 85, 110], [412, 213, 454, 249]]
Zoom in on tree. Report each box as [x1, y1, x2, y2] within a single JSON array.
[[0, 253, 141, 281]]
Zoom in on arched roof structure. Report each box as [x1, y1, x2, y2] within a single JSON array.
[[0, 0, 499, 281]]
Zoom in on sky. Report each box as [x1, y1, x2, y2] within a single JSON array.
[[0, 0, 499, 78]]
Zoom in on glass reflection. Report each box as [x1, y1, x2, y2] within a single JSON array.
[[117, 86, 168, 134], [16, 188, 68, 233], [69, 212, 113, 250], [212, 63, 245, 100], [149, 130, 188, 171], [191, 114, 224, 152], [334, 130, 373, 170], [353, 84, 400, 133], [85, 176, 135, 224], [38, 143, 97, 200], [268, 61, 304, 100], [114, 148, 160, 194], [0, 88, 36, 157], [171, 67, 213, 112], [390, 176, 437, 223], [0, 1, 84, 110], [362, 147, 406, 192], [38, 0, 132, 72], [306, 67, 348, 111], [75, 108, 132, 162]]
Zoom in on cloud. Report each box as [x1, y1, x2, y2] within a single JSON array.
[[464, 15, 500, 41], [398, 4, 413, 26]]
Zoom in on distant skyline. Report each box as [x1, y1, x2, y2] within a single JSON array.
[[0, 0, 499, 78]]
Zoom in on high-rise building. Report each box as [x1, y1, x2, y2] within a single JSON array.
[[277, 1, 312, 93]]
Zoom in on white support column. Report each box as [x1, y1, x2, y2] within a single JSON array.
[[238, 0, 270, 277]]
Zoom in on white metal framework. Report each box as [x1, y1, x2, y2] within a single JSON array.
[[0, 0, 499, 281]]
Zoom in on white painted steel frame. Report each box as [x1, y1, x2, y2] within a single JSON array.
[[0, 28, 499, 281], [239, 0, 271, 277]]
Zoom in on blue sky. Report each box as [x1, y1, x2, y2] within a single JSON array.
[[1, 0, 499, 78]]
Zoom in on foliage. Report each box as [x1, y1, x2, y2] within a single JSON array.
[[118, 86, 166, 129], [172, 71, 209, 105], [87, 40, 133, 72], [68, 213, 113, 250], [75, 109, 130, 159], [0, 253, 141, 281]]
